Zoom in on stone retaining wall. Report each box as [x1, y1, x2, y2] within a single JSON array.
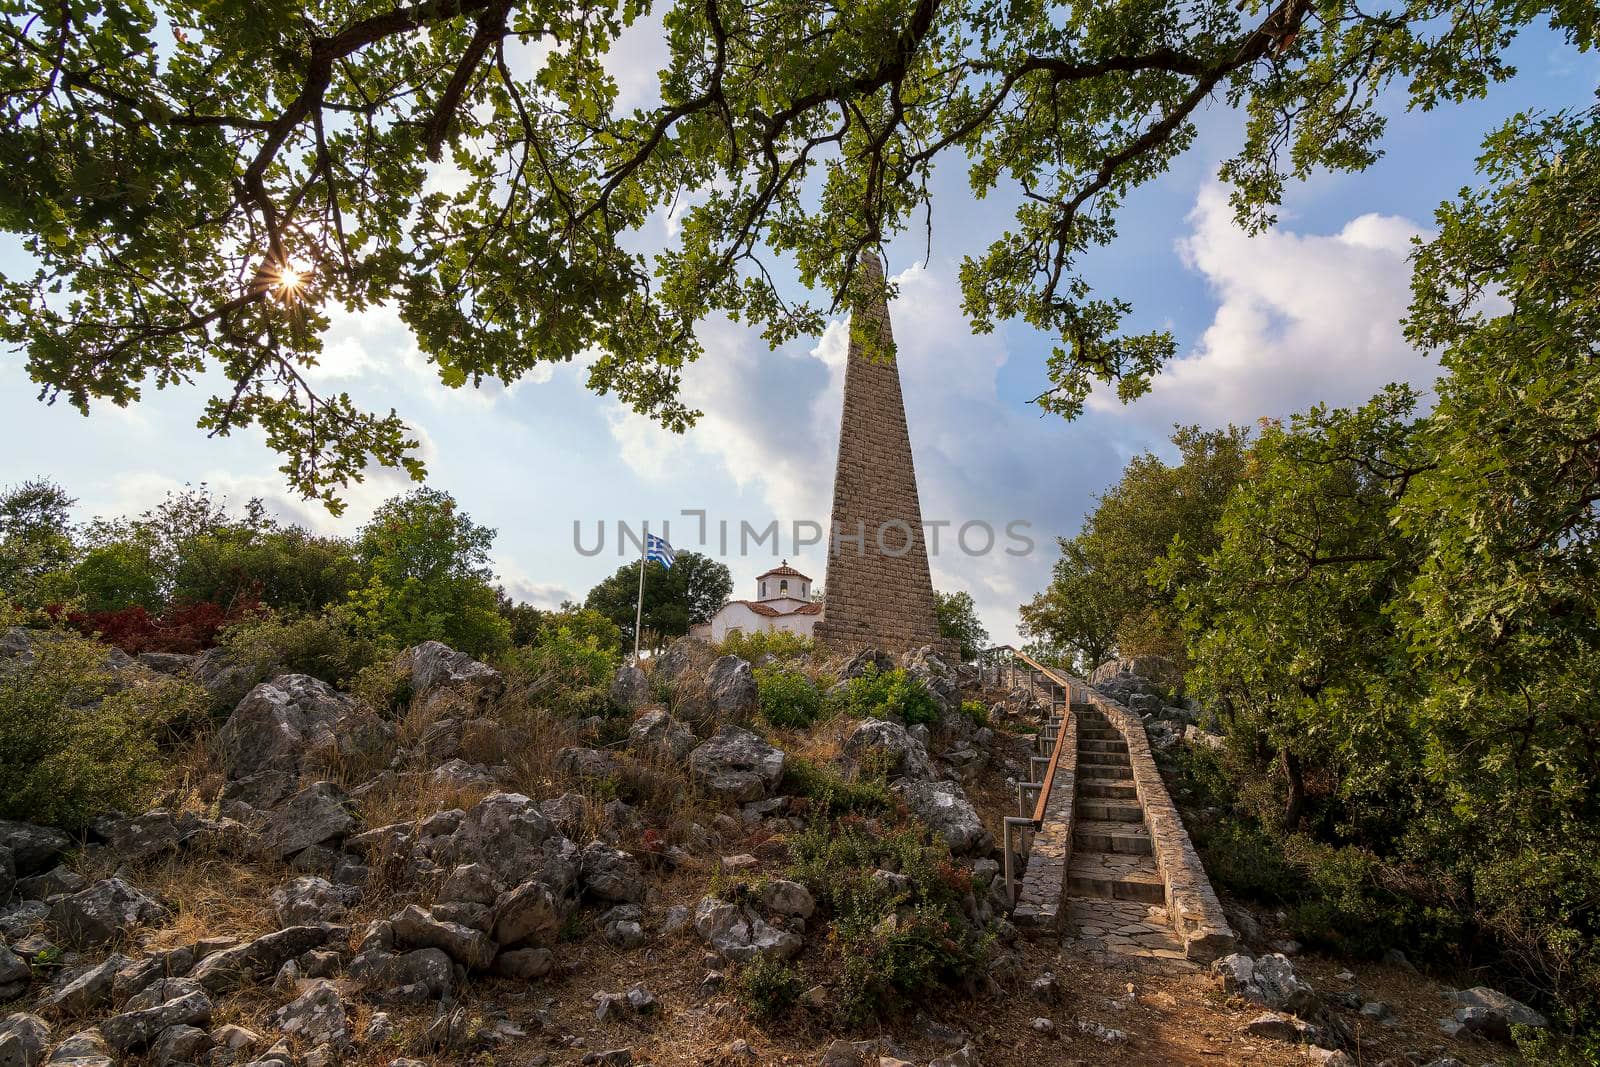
[[1086, 691, 1235, 961], [1013, 710, 1078, 932]]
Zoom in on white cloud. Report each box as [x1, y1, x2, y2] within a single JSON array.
[[1091, 185, 1438, 431]]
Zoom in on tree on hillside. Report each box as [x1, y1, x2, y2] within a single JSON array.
[[5, 0, 1593, 505], [1020, 425, 1248, 666], [933, 589, 989, 660], [584, 551, 732, 649], [349, 488, 511, 656], [0, 479, 77, 604]]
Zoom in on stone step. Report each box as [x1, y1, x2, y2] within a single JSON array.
[[1077, 749, 1130, 766], [1080, 738, 1128, 753], [1074, 819, 1151, 856], [1067, 850, 1166, 905], [1078, 799, 1143, 822], [1078, 727, 1121, 741], [1078, 780, 1139, 801], [1080, 763, 1133, 781]]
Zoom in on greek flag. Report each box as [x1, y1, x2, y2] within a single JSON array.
[[645, 533, 676, 568]]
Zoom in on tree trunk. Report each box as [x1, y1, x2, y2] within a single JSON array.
[[1280, 747, 1305, 831]]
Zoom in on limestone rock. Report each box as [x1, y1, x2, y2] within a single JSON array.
[[269, 980, 348, 1046], [1243, 1011, 1318, 1044], [0, 822, 71, 877], [492, 947, 554, 980], [191, 925, 341, 993], [759, 880, 815, 919], [608, 666, 651, 712], [580, 841, 644, 904], [216, 675, 391, 783], [40, 1029, 113, 1067], [391, 905, 496, 969], [1212, 952, 1315, 1014], [693, 896, 802, 963], [839, 719, 931, 781], [16, 867, 87, 901], [555, 747, 619, 782], [0, 1013, 49, 1067], [653, 637, 713, 686], [0, 946, 30, 1000], [491, 881, 560, 948], [49, 878, 168, 946], [349, 946, 453, 1002], [891, 780, 988, 853], [399, 641, 504, 710], [703, 656, 758, 721], [100, 988, 213, 1053], [1444, 986, 1546, 1037], [271, 876, 348, 926], [41, 954, 128, 1013], [441, 863, 499, 907], [264, 782, 357, 858], [446, 793, 552, 889], [688, 726, 785, 804], [627, 709, 696, 762], [148, 1023, 209, 1066]]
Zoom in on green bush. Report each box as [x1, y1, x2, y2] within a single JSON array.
[[0, 631, 202, 827], [960, 699, 989, 728], [830, 667, 939, 726], [716, 629, 813, 662], [781, 756, 891, 816], [506, 622, 619, 716], [788, 817, 988, 1023], [219, 607, 389, 692], [734, 955, 803, 1019], [756, 666, 822, 728]]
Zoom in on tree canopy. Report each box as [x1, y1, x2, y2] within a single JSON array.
[[584, 550, 731, 647], [932, 588, 988, 659], [4, 0, 1595, 504]]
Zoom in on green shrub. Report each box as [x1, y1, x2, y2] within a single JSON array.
[[788, 817, 988, 1023], [756, 666, 822, 728], [960, 699, 989, 728], [717, 629, 813, 662], [782, 756, 891, 816], [830, 667, 939, 726], [0, 631, 202, 827], [734, 955, 803, 1019], [219, 607, 389, 693], [505, 623, 619, 716]]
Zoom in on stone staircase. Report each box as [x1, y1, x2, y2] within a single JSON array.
[[1062, 705, 1192, 964]]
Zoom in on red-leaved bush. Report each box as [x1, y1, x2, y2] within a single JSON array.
[[49, 595, 261, 655]]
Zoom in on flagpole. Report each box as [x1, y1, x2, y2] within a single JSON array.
[[633, 524, 647, 664]]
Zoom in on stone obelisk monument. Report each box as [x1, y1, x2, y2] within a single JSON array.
[[815, 252, 950, 656]]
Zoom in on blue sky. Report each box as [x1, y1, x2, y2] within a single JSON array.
[[2, 25, 1596, 646]]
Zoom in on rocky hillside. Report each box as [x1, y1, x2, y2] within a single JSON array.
[[0, 633, 1555, 1066]]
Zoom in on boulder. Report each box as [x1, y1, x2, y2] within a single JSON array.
[[40, 954, 128, 1013], [687, 726, 785, 804], [759, 879, 814, 919], [40, 1029, 112, 1067], [440, 863, 499, 907], [100, 988, 212, 1053], [554, 747, 619, 782], [891, 780, 988, 853], [1444, 986, 1547, 1039], [490, 881, 559, 948], [1090, 656, 1183, 692], [841, 648, 894, 680], [580, 842, 644, 904], [492, 947, 554, 980], [268, 980, 348, 1047], [264, 783, 357, 859], [349, 946, 453, 1001], [839, 720, 932, 781], [48, 879, 168, 946], [148, 1024, 209, 1066], [191, 647, 265, 711], [0, 946, 29, 1000], [0, 823, 71, 878], [0, 847, 12, 903], [627, 709, 696, 762], [216, 675, 391, 784], [191, 926, 341, 993], [0, 1013, 49, 1067], [608, 666, 651, 713], [446, 793, 552, 890], [653, 637, 714, 686], [703, 656, 758, 721], [391, 905, 496, 969], [1243, 1011, 1319, 1044], [692, 897, 802, 963], [398, 641, 504, 711], [270, 877, 348, 927]]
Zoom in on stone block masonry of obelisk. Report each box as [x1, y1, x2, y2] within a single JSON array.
[[814, 252, 953, 657]]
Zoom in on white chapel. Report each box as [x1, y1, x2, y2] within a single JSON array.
[[690, 560, 822, 642]]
